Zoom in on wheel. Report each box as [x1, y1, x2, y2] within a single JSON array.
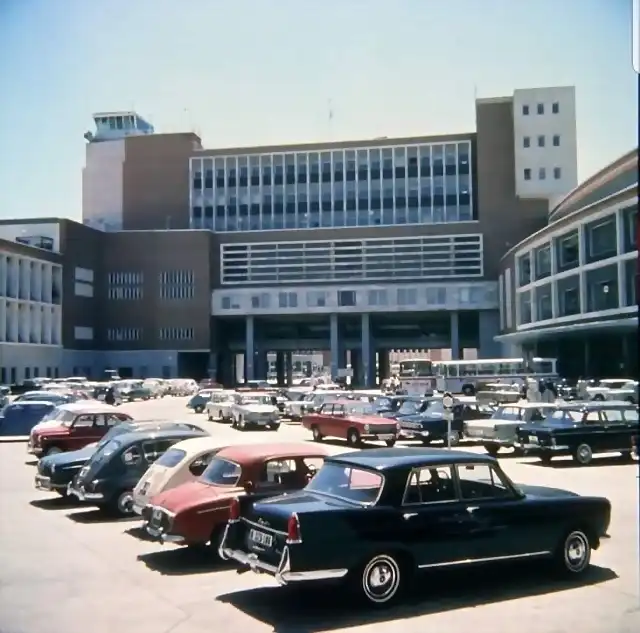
[[421, 438, 432, 446], [112, 490, 135, 516], [539, 454, 553, 465], [385, 439, 396, 447], [218, 410, 224, 422], [619, 451, 634, 462], [347, 428, 361, 447], [573, 443, 593, 466], [207, 412, 213, 421], [238, 416, 246, 431], [311, 425, 323, 442], [356, 553, 404, 606], [195, 405, 204, 414], [553, 529, 591, 575], [592, 394, 605, 401], [269, 423, 280, 431], [44, 446, 63, 457], [445, 431, 460, 447], [462, 384, 476, 396], [483, 443, 500, 457]]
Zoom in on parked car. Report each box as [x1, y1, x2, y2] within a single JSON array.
[[132, 436, 240, 514], [27, 403, 133, 458], [205, 390, 238, 422], [34, 421, 204, 497], [284, 390, 344, 420], [302, 400, 399, 447], [398, 399, 466, 445], [67, 427, 206, 515], [142, 379, 166, 398], [231, 392, 280, 430], [586, 379, 638, 404], [465, 403, 558, 456], [142, 442, 329, 552], [515, 401, 639, 465], [220, 447, 612, 606], [187, 389, 216, 414], [0, 385, 10, 408], [14, 390, 78, 406], [475, 382, 523, 405], [92, 384, 123, 406], [380, 396, 433, 421], [114, 380, 152, 402], [0, 401, 57, 437]]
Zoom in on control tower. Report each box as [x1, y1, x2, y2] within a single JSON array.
[[84, 111, 155, 143]]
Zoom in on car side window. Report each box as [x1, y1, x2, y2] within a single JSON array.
[[457, 464, 513, 500], [189, 451, 215, 476], [259, 458, 298, 487], [601, 409, 624, 423], [333, 404, 345, 416], [105, 414, 123, 426], [318, 403, 331, 414], [584, 411, 601, 423], [403, 466, 456, 505], [142, 440, 166, 463], [73, 414, 95, 428], [528, 408, 546, 422], [623, 409, 639, 422], [122, 445, 142, 466]]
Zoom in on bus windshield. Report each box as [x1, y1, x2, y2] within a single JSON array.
[[398, 359, 433, 378]]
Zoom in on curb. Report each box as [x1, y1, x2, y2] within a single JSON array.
[[0, 436, 28, 443]]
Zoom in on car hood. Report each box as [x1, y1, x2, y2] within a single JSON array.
[[238, 404, 276, 413], [150, 480, 243, 514], [518, 483, 579, 500], [347, 415, 396, 426], [401, 412, 445, 422], [32, 424, 68, 437], [31, 419, 65, 433]]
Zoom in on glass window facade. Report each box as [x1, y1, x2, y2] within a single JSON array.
[[554, 230, 579, 272], [584, 215, 617, 263], [585, 265, 619, 312], [190, 141, 474, 231], [535, 283, 553, 320], [221, 234, 483, 285], [556, 275, 581, 317]]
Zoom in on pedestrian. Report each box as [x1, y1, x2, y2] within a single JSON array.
[[104, 386, 115, 406]]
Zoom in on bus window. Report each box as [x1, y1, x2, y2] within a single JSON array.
[[476, 364, 494, 377], [459, 364, 476, 376], [447, 364, 458, 378], [531, 359, 555, 374]]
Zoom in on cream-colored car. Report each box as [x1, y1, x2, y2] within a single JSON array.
[[205, 390, 238, 422], [132, 436, 229, 515]]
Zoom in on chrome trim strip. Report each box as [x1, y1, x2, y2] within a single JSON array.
[[418, 550, 551, 569]]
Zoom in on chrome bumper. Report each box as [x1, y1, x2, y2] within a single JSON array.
[[67, 483, 105, 502], [515, 442, 569, 452], [145, 525, 185, 544]]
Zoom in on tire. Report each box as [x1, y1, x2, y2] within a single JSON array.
[[44, 446, 63, 457], [195, 405, 204, 414], [356, 553, 405, 606], [592, 394, 605, 401], [207, 412, 213, 421], [385, 439, 396, 447], [421, 438, 432, 446], [347, 428, 361, 447], [553, 529, 591, 575], [238, 416, 246, 431], [111, 490, 135, 517], [573, 443, 593, 466], [445, 431, 460, 447], [540, 454, 553, 465], [311, 425, 323, 442], [269, 423, 280, 431], [484, 443, 500, 457], [462, 384, 476, 396]]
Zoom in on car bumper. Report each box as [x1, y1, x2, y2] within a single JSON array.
[[27, 443, 43, 456], [362, 433, 397, 441], [246, 418, 279, 426], [67, 483, 105, 502], [34, 475, 67, 492], [145, 525, 186, 544], [220, 543, 348, 585], [400, 429, 431, 439], [514, 442, 570, 453]]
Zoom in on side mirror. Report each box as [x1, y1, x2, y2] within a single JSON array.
[[244, 480, 255, 492]]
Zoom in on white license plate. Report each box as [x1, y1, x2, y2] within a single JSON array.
[[377, 434, 395, 440], [528, 435, 539, 444], [249, 529, 273, 547]]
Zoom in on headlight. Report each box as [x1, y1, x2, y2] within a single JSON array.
[[364, 424, 370, 433], [50, 464, 56, 474]]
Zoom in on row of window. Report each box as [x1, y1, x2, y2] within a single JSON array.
[[158, 327, 194, 340], [516, 259, 637, 325], [523, 134, 561, 148], [108, 286, 143, 300], [159, 285, 195, 300], [221, 236, 483, 285], [0, 366, 60, 385], [220, 285, 490, 311], [191, 142, 472, 187], [0, 255, 62, 304], [107, 328, 142, 342], [159, 271, 194, 285], [517, 205, 637, 287], [522, 102, 560, 116], [0, 302, 61, 344], [523, 167, 562, 181], [107, 272, 143, 285]]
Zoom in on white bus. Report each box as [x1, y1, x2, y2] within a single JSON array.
[[397, 358, 437, 395], [433, 357, 558, 395]]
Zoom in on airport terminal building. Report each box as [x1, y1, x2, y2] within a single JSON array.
[[2, 86, 632, 385]]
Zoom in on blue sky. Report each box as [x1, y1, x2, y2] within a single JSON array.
[[0, 0, 636, 221]]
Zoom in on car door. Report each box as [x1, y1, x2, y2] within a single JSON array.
[[399, 465, 480, 567], [329, 403, 349, 439], [453, 462, 554, 559], [599, 408, 635, 451], [68, 414, 101, 449]]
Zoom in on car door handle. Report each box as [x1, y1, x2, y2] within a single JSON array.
[[466, 506, 479, 514], [403, 512, 418, 520]]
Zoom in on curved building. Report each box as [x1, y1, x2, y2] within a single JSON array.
[[496, 149, 638, 378]]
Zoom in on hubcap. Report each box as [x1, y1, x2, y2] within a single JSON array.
[[577, 445, 591, 463], [362, 556, 400, 603], [118, 492, 133, 514], [564, 532, 589, 572]]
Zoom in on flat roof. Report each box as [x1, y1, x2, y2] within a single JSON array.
[[328, 447, 494, 471]]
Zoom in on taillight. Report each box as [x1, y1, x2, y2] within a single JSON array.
[[228, 497, 240, 522], [286, 512, 302, 544]]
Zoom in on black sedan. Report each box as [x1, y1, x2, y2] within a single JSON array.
[[220, 447, 611, 606]]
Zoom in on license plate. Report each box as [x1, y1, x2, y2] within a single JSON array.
[[249, 529, 273, 547], [528, 435, 539, 444], [377, 434, 395, 440]]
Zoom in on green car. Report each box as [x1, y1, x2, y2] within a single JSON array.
[[116, 380, 152, 402]]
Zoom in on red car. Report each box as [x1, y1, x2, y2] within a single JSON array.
[[302, 399, 400, 447], [27, 402, 133, 458], [143, 442, 329, 553]]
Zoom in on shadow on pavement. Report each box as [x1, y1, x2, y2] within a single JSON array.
[[30, 497, 80, 511], [136, 547, 234, 576], [66, 508, 137, 524], [524, 455, 635, 469], [218, 563, 617, 633]]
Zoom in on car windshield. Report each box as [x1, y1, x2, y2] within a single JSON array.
[[200, 458, 242, 486], [374, 397, 393, 409], [155, 448, 187, 468], [397, 400, 424, 415], [43, 409, 76, 424], [306, 462, 384, 505], [92, 438, 123, 461], [197, 390, 213, 397], [242, 396, 272, 405], [600, 381, 627, 389], [96, 425, 132, 449], [346, 403, 377, 416]]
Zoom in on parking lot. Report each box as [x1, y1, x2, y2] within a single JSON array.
[[1, 396, 638, 633]]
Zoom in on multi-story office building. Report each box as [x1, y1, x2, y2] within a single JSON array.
[[497, 148, 638, 378], [1, 86, 593, 385]]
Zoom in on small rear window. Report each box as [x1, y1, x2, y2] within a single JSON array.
[[154, 448, 187, 468]]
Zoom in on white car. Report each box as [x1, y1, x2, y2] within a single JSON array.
[[205, 390, 238, 422], [285, 390, 344, 420], [586, 379, 638, 403], [231, 392, 280, 431]]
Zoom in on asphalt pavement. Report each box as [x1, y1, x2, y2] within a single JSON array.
[[0, 396, 638, 633]]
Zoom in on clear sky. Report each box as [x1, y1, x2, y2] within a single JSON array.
[[0, 0, 637, 221]]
